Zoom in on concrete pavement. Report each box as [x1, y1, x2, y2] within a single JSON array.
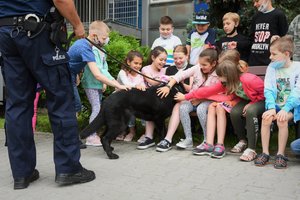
[[1, 130, 300, 200]]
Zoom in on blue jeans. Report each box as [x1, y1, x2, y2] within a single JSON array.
[[291, 138, 300, 155]]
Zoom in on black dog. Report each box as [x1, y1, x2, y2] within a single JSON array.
[[80, 85, 181, 159]]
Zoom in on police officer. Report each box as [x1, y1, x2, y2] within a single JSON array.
[[0, 0, 95, 189]]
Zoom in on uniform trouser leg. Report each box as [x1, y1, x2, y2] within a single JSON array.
[[0, 26, 82, 178]]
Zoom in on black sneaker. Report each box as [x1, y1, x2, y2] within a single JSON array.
[[137, 137, 155, 150], [55, 168, 95, 185], [156, 139, 172, 152]]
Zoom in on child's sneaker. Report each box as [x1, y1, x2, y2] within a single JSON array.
[[137, 137, 155, 150], [192, 142, 214, 156], [85, 135, 102, 147], [156, 139, 172, 152], [176, 138, 193, 149], [211, 144, 226, 158]]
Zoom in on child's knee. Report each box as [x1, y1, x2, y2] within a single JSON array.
[[216, 104, 225, 114], [261, 117, 273, 126], [276, 119, 288, 129]]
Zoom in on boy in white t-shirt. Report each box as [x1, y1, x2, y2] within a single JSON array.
[[186, 11, 216, 66], [151, 16, 182, 67]]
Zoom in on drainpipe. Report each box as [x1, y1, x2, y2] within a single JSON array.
[[141, 0, 149, 46]]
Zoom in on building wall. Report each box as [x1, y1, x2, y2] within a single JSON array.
[[148, 1, 194, 46]]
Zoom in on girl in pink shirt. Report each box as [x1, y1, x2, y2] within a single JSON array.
[[157, 48, 220, 151], [137, 46, 168, 149], [116, 50, 146, 141]]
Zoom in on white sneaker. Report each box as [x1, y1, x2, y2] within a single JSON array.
[[176, 138, 193, 149], [85, 135, 102, 147]]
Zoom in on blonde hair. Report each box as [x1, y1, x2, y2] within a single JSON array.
[[270, 35, 295, 58], [88, 20, 110, 35], [219, 49, 240, 64], [216, 60, 242, 94], [219, 49, 248, 72], [223, 12, 240, 25], [239, 60, 249, 73]]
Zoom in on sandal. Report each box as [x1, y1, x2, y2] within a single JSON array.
[[274, 154, 288, 169], [240, 148, 257, 162], [124, 133, 135, 142], [230, 141, 247, 153], [254, 153, 270, 166], [116, 134, 125, 141]]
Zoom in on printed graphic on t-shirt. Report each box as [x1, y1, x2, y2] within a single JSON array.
[[251, 23, 271, 54], [276, 77, 291, 108], [192, 38, 205, 48]]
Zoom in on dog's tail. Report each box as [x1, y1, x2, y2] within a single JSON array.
[[80, 111, 104, 139]]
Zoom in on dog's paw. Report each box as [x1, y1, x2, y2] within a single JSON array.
[[108, 153, 119, 159]]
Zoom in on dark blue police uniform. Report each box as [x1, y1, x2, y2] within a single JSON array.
[[0, 1, 83, 180]]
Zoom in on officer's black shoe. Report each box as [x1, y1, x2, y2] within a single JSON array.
[[55, 168, 95, 185], [14, 169, 40, 190]]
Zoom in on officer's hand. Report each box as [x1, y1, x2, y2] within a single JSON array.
[[74, 23, 85, 38]]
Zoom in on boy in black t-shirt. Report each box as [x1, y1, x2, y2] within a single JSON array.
[[216, 12, 251, 62], [248, 0, 288, 66]]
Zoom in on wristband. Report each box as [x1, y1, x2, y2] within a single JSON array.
[[166, 85, 171, 89]]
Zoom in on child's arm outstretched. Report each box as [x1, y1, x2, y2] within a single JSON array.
[[87, 62, 129, 90]]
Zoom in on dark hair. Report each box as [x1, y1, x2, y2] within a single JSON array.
[[147, 46, 167, 65], [160, 16, 174, 26], [199, 48, 218, 80], [173, 45, 188, 55], [122, 50, 143, 71]]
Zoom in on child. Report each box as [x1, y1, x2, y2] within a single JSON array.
[[254, 36, 300, 169], [80, 43, 117, 146], [152, 45, 193, 152], [116, 50, 146, 142], [152, 16, 182, 66], [68, 20, 129, 146], [219, 50, 262, 160], [157, 48, 219, 151], [216, 12, 251, 62], [248, 0, 288, 66], [137, 46, 168, 149], [68, 20, 128, 113], [175, 60, 265, 159], [186, 11, 216, 65]]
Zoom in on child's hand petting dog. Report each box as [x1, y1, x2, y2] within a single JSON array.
[[157, 86, 170, 98], [136, 85, 146, 91], [117, 85, 131, 91], [174, 92, 185, 101]]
